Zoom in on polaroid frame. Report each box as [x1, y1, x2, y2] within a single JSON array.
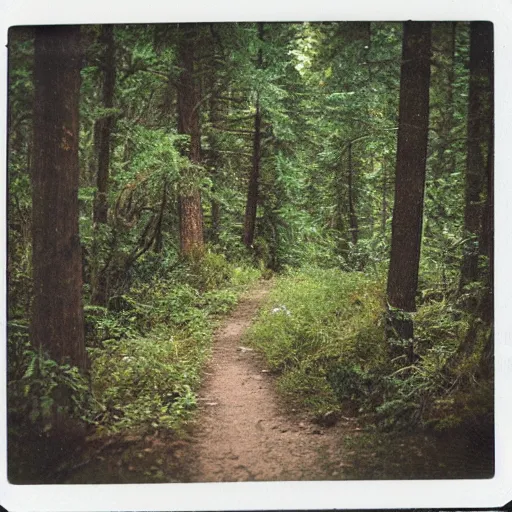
[[1, 0, 511, 510]]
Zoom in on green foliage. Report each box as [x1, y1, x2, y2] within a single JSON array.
[[185, 249, 233, 291], [7, 239, 261, 438], [7, 22, 491, 459], [247, 266, 386, 414], [89, 331, 204, 433], [81, 250, 261, 434], [8, 347, 94, 436], [248, 267, 492, 431]]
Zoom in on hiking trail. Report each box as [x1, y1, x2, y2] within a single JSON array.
[[185, 279, 351, 482], [64, 280, 356, 484]]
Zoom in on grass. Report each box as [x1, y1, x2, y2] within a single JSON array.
[[8, 250, 262, 442], [247, 265, 492, 432], [86, 253, 261, 435], [247, 266, 387, 417]]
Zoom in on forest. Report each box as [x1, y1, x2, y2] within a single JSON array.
[[7, 21, 494, 483]]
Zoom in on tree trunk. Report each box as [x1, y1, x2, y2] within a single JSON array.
[[207, 48, 222, 243], [153, 179, 168, 253], [243, 22, 264, 248], [386, 22, 432, 359], [31, 26, 86, 371], [177, 24, 204, 256], [460, 22, 493, 290], [335, 158, 349, 259], [432, 22, 457, 177], [475, 23, 494, 379], [92, 24, 116, 306]]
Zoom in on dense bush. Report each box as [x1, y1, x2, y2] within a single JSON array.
[[7, 250, 261, 438], [87, 252, 260, 434], [247, 266, 492, 431], [8, 340, 94, 438]]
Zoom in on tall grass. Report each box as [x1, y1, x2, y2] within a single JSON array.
[[247, 266, 492, 431]]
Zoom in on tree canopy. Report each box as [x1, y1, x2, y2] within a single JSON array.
[[7, 21, 493, 483]]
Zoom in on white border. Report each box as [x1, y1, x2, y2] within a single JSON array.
[[1, 0, 511, 510]]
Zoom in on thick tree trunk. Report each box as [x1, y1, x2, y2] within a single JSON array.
[[177, 24, 204, 256], [243, 22, 264, 248], [31, 26, 86, 371], [386, 22, 432, 358], [460, 22, 493, 290], [92, 24, 115, 306]]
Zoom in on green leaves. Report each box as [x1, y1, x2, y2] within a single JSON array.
[[248, 266, 489, 431], [9, 348, 94, 433]]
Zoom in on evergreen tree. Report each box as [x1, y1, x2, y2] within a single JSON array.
[[460, 21, 493, 291], [243, 22, 264, 248], [91, 24, 116, 306], [176, 24, 204, 256], [31, 26, 87, 371], [386, 22, 432, 359]]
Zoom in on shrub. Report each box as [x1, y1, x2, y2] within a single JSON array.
[[247, 266, 386, 417], [82, 252, 261, 435], [247, 266, 492, 431], [89, 330, 206, 433], [8, 345, 94, 437], [8, 249, 262, 439], [185, 248, 233, 291]]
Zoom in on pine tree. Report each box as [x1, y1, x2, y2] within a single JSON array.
[[177, 24, 204, 256], [31, 25, 87, 371], [386, 22, 432, 359]]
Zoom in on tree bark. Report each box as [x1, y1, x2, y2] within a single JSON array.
[[335, 158, 349, 259], [207, 38, 222, 243], [432, 22, 457, 177], [92, 24, 116, 306], [460, 22, 493, 290], [386, 22, 432, 357], [31, 26, 86, 371], [177, 24, 204, 256], [93, 25, 115, 225], [243, 22, 264, 248]]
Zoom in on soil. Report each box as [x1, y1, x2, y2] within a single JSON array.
[[55, 279, 493, 484], [185, 279, 351, 482], [61, 279, 356, 484]]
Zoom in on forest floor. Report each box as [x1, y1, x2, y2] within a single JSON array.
[[184, 278, 354, 482], [61, 279, 493, 484], [63, 279, 358, 483]]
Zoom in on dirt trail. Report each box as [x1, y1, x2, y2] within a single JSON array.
[[62, 279, 354, 484], [185, 279, 349, 482], [60, 279, 485, 484]]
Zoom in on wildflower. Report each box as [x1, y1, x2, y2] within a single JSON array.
[[271, 305, 291, 316]]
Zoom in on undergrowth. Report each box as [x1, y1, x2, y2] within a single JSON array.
[[8, 249, 261, 440], [247, 266, 492, 432]]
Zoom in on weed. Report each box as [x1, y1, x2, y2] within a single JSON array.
[[248, 266, 493, 431]]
